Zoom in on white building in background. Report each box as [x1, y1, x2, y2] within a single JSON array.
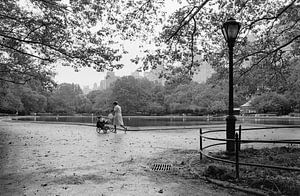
[[192, 61, 215, 83]]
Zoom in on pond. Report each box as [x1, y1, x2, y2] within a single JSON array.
[[13, 115, 300, 126]]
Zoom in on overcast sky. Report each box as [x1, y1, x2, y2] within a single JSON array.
[[54, 47, 141, 88]]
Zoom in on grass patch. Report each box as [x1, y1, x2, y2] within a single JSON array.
[[200, 146, 300, 196], [161, 147, 300, 196]]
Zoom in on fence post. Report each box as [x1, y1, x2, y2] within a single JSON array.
[[238, 125, 242, 151], [200, 128, 203, 160], [235, 132, 239, 179]]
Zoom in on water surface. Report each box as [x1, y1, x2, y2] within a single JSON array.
[[14, 115, 300, 126]]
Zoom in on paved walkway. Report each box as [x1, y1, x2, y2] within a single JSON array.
[[4, 119, 298, 195]]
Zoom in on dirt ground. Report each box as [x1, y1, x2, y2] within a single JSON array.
[[0, 118, 252, 196], [2, 119, 298, 196]]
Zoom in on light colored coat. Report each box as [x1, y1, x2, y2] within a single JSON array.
[[113, 105, 124, 126]]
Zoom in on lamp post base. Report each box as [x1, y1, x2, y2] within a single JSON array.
[[226, 115, 236, 154]]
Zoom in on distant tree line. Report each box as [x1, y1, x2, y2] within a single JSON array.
[[1, 68, 299, 116]]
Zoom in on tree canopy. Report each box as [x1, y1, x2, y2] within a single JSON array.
[[1, 0, 299, 115], [1, 0, 124, 86], [1, 0, 299, 87], [142, 0, 300, 82]]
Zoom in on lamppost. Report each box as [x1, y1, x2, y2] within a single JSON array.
[[221, 17, 241, 153]]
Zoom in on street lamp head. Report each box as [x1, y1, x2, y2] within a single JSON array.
[[221, 17, 241, 46]]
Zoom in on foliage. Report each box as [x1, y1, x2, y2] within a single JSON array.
[[144, 0, 300, 77], [145, 102, 165, 115], [74, 94, 92, 113], [1, 0, 299, 116], [135, 0, 300, 106], [0, 82, 47, 114], [1, 0, 177, 88], [251, 92, 291, 115], [91, 89, 113, 114], [284, 59, 300, 112], [1, 73, 299, 116], [48, 83, 89, 113], [1, 0, 124, 67], [164, 67, 194, 91], [110, 76, 155, 114], [19, 87, 47, 114], [0, 91, 24, 113]]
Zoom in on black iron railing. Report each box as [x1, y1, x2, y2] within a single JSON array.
[[199, 126, 300, 179]]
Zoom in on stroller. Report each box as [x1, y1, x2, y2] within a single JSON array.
[[96, 116, 111, 134]]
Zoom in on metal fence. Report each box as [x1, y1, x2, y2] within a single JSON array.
[[199, 125, 300, 179]]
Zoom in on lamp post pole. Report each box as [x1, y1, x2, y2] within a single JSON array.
[[221, 17, 241, 154], [226, 41, 236, 153]]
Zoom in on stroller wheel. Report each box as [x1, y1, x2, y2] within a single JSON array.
[[107, 127, 112, 133], [103, 126, 110, 134]]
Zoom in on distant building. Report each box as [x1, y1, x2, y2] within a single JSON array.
[[97, 71, 120, 90], [131, 71, 143, 79], [192, 57, 215, 83], [82, 85, 91, 94], [93, 82, 98, 90], [99, 80, 106, 90], [240, 99, 257, 115], [105, 71, 118, 88]]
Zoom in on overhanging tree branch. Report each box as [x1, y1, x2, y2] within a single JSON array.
[[236, 34, 300, 82], [166, 0, 210, 42], [0, 77, 28, 84], [246, 0, 297, 29], [0, 33, 88, 62], [190, 16, 197, 72], [235, 35, 300, 66], [0, 43, 52, 61]]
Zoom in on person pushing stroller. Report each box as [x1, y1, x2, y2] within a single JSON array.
[[96, 115, 111, 134]]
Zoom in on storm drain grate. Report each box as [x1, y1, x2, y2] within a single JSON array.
[[151, 163, 172, 171]]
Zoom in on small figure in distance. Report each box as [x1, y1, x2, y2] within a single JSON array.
[[96, 115, 110, 134]]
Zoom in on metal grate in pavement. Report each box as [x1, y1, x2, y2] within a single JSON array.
[[151, 163, 172, 171]]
